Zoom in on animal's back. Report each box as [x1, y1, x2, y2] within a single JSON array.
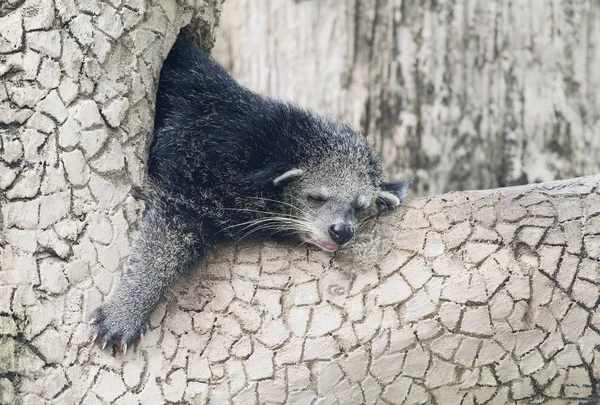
[[152, 35, 257, 131], [149, 35, 307, 201], [147, 34, 366, 212], [149, 35, 252, 189]]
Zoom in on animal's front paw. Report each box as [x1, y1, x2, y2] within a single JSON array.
[[89, 303, 147, 354]]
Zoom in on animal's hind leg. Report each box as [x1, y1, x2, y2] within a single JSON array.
[[89, 204, 203, 353]]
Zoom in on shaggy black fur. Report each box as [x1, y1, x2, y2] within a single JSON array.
[[90, 33, 410, 352], [149, 35, 383, 237]]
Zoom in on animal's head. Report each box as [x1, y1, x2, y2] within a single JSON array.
[[268, 134, 411, 251]]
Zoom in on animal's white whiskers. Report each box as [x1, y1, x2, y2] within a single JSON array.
[[235, 220, 313, 242]]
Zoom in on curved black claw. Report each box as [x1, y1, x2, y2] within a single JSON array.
[[89, 304, 147, 355]]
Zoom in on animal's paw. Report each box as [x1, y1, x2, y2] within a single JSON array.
[[89, 303, 147, 354]]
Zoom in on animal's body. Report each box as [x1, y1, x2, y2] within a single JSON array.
[[90, 33, 410, 351]]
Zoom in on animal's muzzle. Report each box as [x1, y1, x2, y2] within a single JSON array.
[[328, 223, 354, 245]]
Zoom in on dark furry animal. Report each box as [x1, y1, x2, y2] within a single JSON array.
[[90, 33, 411, 352]]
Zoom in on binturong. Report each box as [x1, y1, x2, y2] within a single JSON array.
[[89, 32, 411, 353]]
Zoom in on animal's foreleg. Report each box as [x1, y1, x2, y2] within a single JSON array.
[[90, 207, 203, 352]]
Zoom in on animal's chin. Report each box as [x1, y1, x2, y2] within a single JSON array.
[[305, 232, 340, 252]]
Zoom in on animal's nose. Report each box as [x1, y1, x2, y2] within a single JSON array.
[[328, 223, 354, 245]]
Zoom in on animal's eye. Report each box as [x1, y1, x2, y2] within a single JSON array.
[[354, 204, 370, 214], [308, 195, 327, 203]]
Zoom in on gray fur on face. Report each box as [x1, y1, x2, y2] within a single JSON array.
[[281, 156, 378, 250]]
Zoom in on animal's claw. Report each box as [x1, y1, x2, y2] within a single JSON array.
[[88, 304, 148, 354]]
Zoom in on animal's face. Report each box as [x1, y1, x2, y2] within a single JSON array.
[[276, 163, 411, 252], [286, 173, 377, 251]]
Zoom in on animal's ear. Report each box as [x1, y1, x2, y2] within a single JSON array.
[[273, 168, 304, 186], [376, 179, 412, 211], [241, 162, 303, 191]]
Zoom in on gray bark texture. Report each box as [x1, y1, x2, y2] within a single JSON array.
[[1, 0, 600, 404], [214, 0, 600, 197]]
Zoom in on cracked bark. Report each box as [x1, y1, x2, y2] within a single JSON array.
[[1, 0, 600, 404], [214, 0, 600, 197]]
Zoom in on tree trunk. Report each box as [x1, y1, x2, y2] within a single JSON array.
[[0, 1, 224, 403], [214, 0, 600, 197], [2, 0, 600, 404]]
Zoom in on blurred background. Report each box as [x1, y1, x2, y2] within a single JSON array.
[[213, 0, 600, 197]]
